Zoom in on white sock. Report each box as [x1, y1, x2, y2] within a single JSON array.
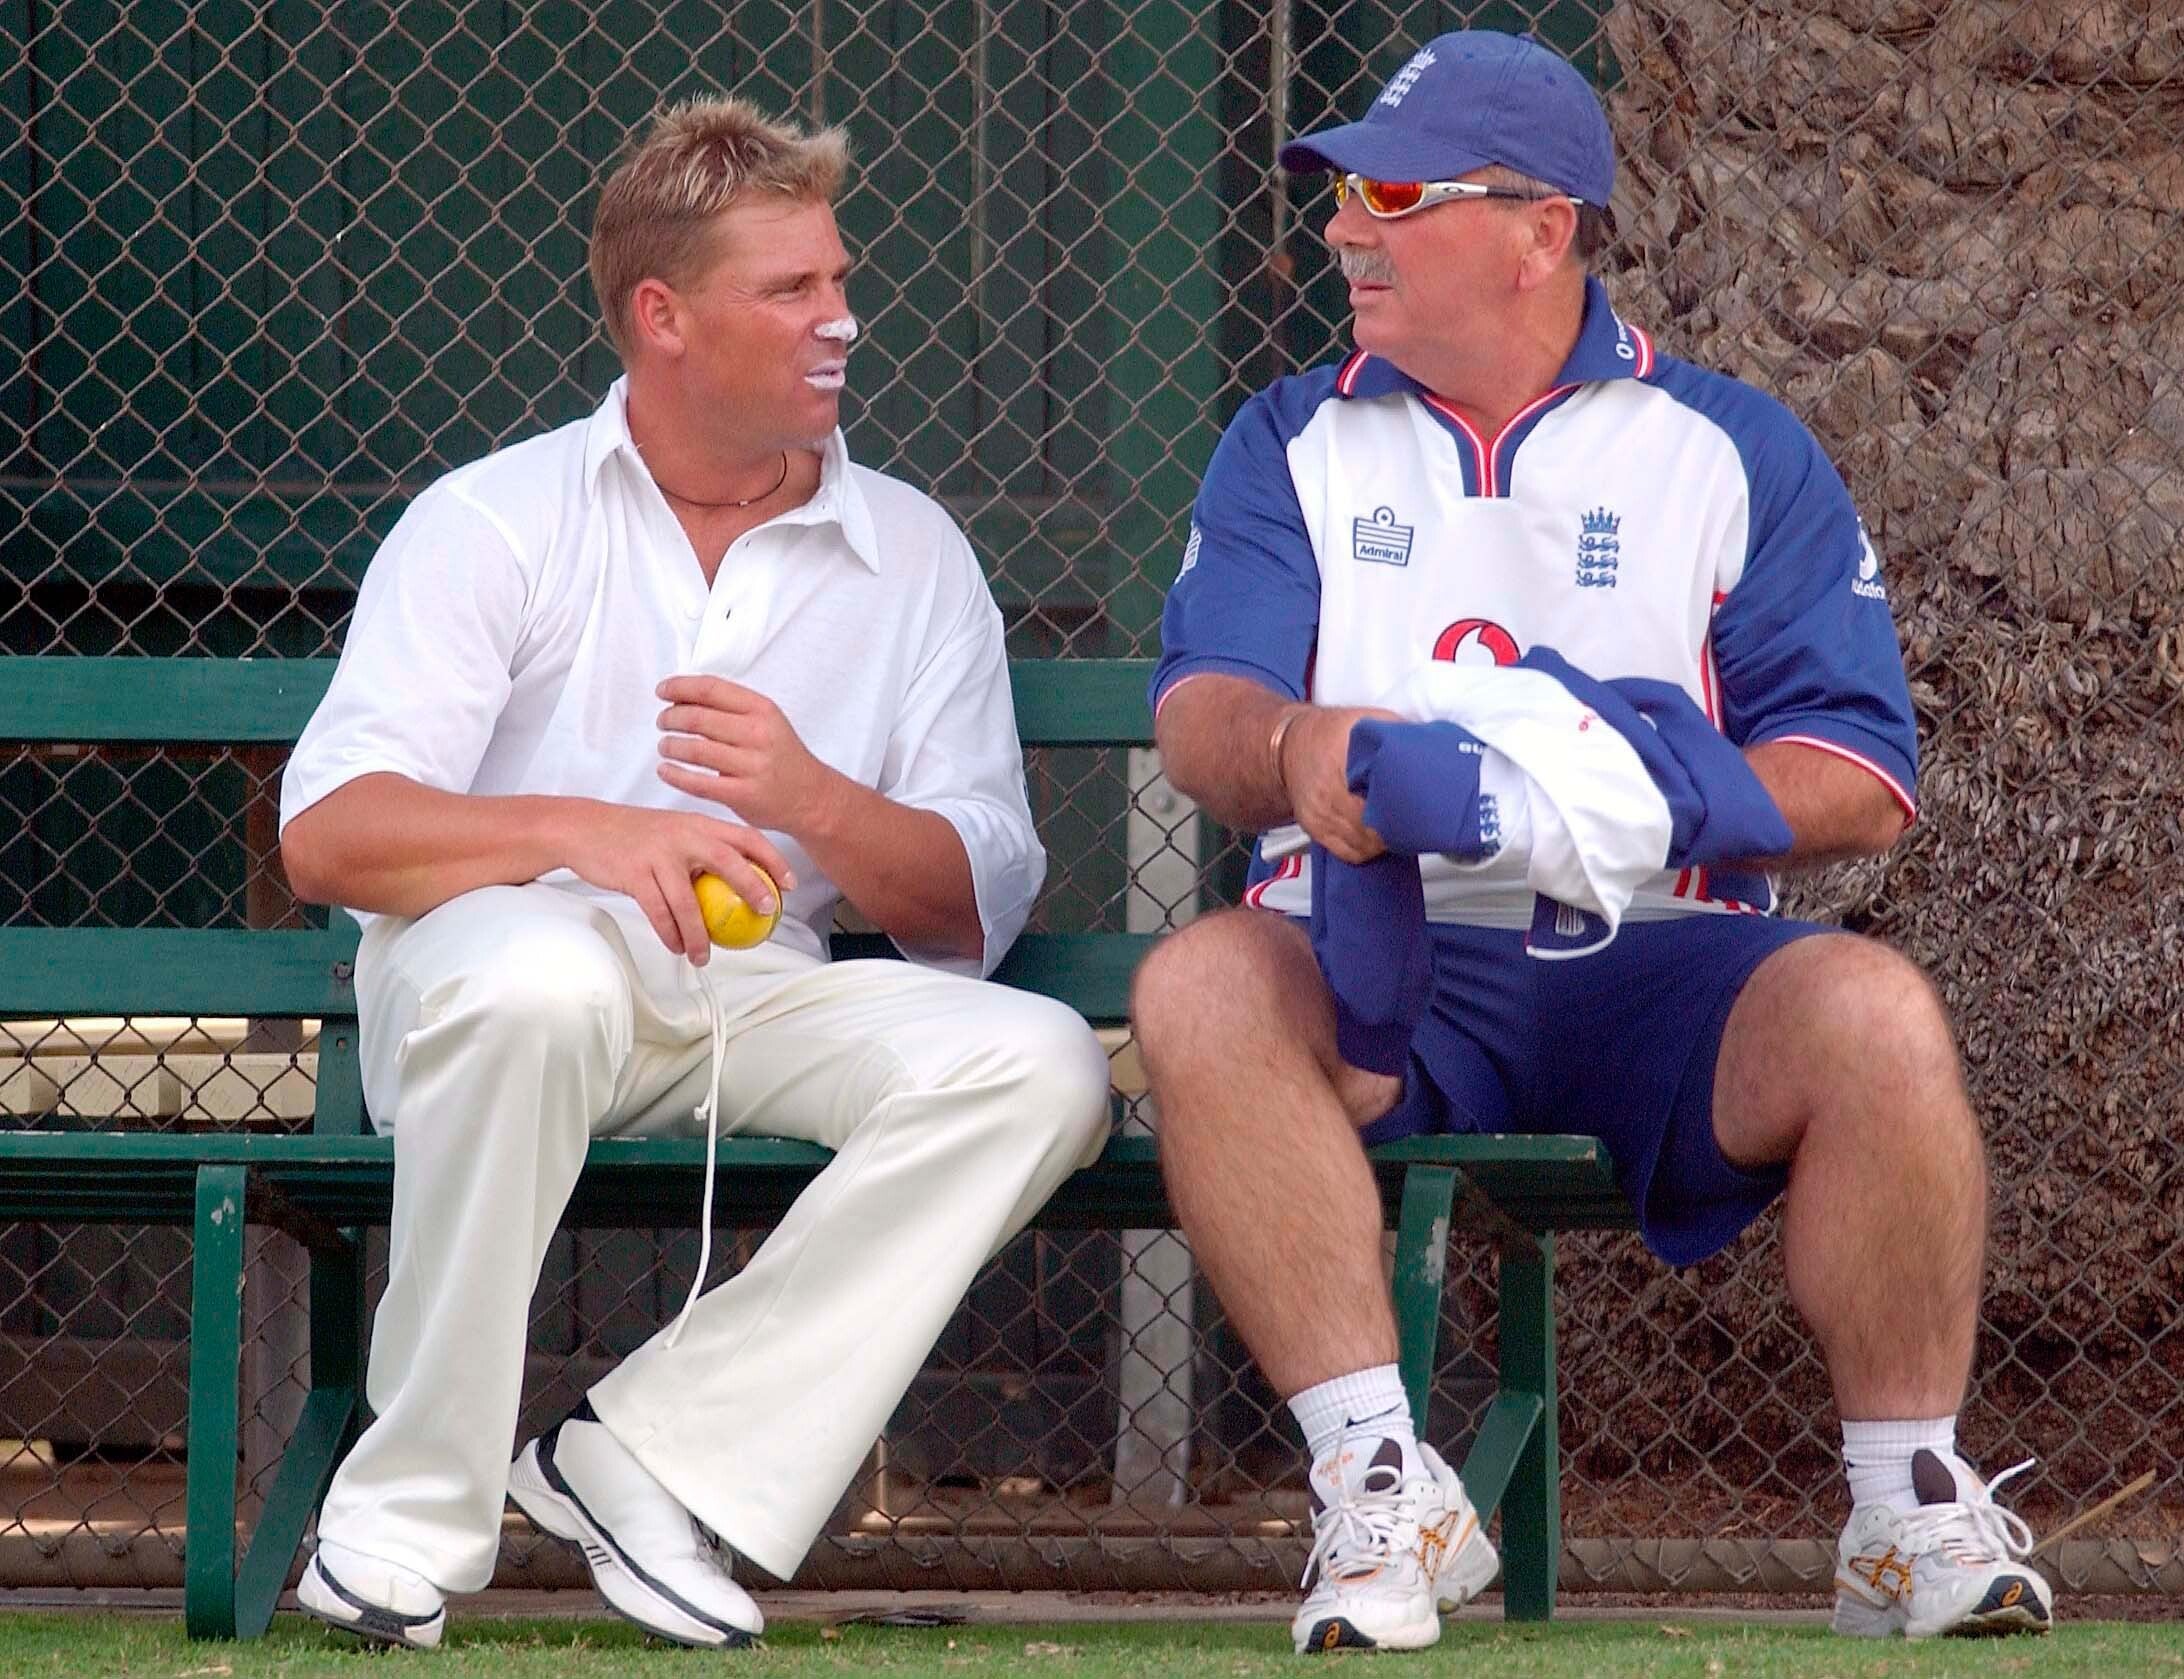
[[1289, 1364, 1413, 1465], [1843, 1416, 1957, 1509]]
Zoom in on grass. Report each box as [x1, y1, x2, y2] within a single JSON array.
[[0, 1614, 2178, 1678]]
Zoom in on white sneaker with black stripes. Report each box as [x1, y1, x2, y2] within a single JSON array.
[[507, 1402, 763, 1648], [297, 1539, 447, 1649]]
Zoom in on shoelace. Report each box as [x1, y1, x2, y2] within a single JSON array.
[[1897, 1458, 2039, 1565], [1299, 1470, 1428, 1590], [662, 975, 732, 1350]]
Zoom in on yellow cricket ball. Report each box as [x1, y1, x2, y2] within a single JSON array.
[[693, 868, 781, 950]]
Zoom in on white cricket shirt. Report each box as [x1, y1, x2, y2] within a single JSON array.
[[281, 377, 1043, 978]]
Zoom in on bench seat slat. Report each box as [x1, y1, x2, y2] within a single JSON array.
[[0, 1129, 1613, 1170], [0, 1129, 1631, 1236]]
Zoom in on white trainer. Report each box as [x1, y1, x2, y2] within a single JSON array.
[[1291, 1435, 1498, 1653], [296, 1539, 447, 1649], [507, 1403, 763, 1648], [1833, 1449, 2054, 1639]]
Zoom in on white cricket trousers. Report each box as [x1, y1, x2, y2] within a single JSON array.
[[313, 883, 1112, 1591]]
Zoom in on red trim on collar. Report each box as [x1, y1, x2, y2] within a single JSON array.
[[1417, 394, 1489, 493], [1420, 385, 1579, 498], [1489, 383, 1580, 495]]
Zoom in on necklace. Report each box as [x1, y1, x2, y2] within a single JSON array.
[[654, 450, 790, 511]]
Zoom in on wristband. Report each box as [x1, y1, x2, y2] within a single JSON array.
[[1268, 704, 1306, 788]]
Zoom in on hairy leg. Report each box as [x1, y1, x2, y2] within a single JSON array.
[[1131, 910, 1400, 1395], [1713, 934, 1985, 1420]]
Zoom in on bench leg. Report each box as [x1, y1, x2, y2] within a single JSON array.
[[185, 1166, 367, 1640], [232, 1233, 364, 1638], [1391, 1166, 1457, 1432], [1496, 1232, 1559, 1621], [185, 1164, 248, 1640]]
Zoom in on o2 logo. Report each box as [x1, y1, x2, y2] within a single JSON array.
[[1432, 617, 1520, 666]]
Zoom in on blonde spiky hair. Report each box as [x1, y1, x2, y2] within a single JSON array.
[[589, 96, 849, 358]]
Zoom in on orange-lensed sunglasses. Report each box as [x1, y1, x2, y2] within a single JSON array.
[[1332, 171, 1563, 220]]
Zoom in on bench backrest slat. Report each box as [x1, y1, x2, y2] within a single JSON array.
[[0, 926, 360, 1018], [0, 657, 334, 742], [0, 656, 1157, 747], [0, 926, 1150, 1028]]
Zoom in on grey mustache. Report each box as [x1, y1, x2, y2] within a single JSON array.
[[1339, 250, 1398, 285]]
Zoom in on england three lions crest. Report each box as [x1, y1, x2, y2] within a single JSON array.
[[1576, 506, 1620, 589]]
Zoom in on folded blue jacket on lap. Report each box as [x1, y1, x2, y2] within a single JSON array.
[[1310, 647, 1794, 1075]]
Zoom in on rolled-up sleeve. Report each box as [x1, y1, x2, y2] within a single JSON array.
[[1709, 412, 1919, 823], [279, 485, 527, 832], [878, 562, 1044, 978]]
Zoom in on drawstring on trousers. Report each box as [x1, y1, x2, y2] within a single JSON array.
[[662, 975, 731, 1349]]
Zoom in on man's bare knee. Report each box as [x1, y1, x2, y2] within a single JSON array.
[[1801, 940, 1966, 1119], [1722, 934, 1975, 1167], [1130, 911, 1319, 1047], [1132, 912, 1404, 1129], [1131, 910, 1334, 1098]]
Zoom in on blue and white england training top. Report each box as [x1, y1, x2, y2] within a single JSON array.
[[1151, 277, 1919, 927]]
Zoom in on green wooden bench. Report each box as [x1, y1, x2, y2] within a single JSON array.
[[0, 655, 1634, 1640]]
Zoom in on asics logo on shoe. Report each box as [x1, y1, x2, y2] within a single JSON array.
[[1848, 1547, 1913, 1601], [1416, 1510, 1475, 1577]]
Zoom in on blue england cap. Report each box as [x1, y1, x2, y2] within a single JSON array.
[[1278, 30, 1614, 208]]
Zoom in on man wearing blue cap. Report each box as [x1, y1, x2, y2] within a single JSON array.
[[1132, 31, 2050, 1652]]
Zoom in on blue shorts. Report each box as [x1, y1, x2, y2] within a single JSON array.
[[1350, 914, 1833, 1265]]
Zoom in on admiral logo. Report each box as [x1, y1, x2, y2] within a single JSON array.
[[1377, 46, 1437, 109], [1853, 528, 1888, 601], [1476, 793, 1503, 859], [1352, 505, 1415, 567], [1177, 522, 1203, 580], [1576, 505, 1620, 590]]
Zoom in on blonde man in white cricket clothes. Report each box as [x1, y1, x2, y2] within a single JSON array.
[[280, 97, 1111, 1650]]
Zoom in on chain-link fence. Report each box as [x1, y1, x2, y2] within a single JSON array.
[[4, 0, 2181, 1598]]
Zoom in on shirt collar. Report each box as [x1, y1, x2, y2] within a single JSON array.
[[584, 377, 883, 574], [582, 375, 636, 484], [1335, 276, 1656, 401], [1554, 276, 1656, 384], [769, 429, 883, 573]]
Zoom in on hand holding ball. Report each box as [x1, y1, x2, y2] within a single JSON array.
[[693, 869, 781, 949]]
